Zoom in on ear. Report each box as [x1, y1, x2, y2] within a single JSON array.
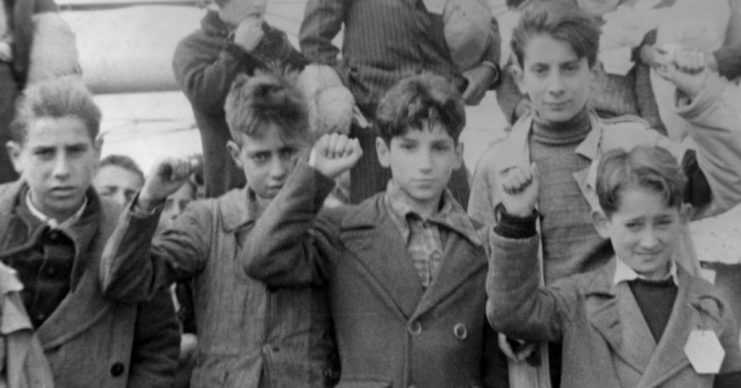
[[590, 60, 602, 84], [6, 141, 24, 174], [375, 137, 391, 168], [453, 141, 464, 170], [226, 140, 244, 169], [591, 209, 611, 239], [93, 137, 103, 159], [510, 64, 527, 95]]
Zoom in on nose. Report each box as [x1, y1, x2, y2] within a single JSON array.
[[417, 147, 433, 173], [639, 227, 660, 250], [113, 191, 128, 207], [269, 157, 289, 180], [52, 154, 71, 180], [547, 72, 565, 96]]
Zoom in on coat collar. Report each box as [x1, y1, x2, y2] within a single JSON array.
[[218, 186, 261, 232], [340, 194, 487, 320], [585, 259, 720, 387], [0, 181, 120, 349]]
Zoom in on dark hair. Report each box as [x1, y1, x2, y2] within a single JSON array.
[[10, 76, 101, 144], [375, 73, 465, 144], [511, 0, 600, 68], [98, 154, 145, 183], [596, 146, 687, 217], [224, 71, 309, 145]]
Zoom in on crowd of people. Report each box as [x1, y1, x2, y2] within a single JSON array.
[[0, 0, 740, 387]]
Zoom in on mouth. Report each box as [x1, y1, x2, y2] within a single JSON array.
[[50, 186, 77, 195], [546, 101, 570, 110]]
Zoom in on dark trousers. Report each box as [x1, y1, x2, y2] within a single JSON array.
[[0, 64, 19, 184], [349, 123, 470, 208]]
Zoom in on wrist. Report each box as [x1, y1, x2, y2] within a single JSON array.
[[136, 192, 165, 213]]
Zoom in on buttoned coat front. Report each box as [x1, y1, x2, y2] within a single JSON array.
[[242, 164, 508, 388], [0, 181, 179, 388], [487, 233, 741, 388]]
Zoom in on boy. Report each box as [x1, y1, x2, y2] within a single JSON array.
[[93, 154, 145, 206], [241, 73, 508, 388], [173, 0, 306, 197], [2, 77, 179, 387], [469, 2, 741, 385], [100, 72, 338, 388], [486, 146, 741, 387]]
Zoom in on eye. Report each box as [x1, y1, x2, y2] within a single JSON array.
[[279, 148, 298, 160], [532, 65, 549, 77], [624, 221, 643, 231], [251, 152, 270, 164], [34, 148, 54, 160], [68, 144, 88, 156], [563, 64, 580, 74], [400, 142, 416, 151], [432, 143, 452, 152]]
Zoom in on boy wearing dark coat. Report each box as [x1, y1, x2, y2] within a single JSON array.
[[242, 73, 508, 388]]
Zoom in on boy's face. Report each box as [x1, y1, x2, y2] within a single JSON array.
[[227, 123, 307, 200], [577, 0, 620, 16], [7, 116, 101, 221], [594, 187, 687, 280], [376, 121, 463, 210], [219, 0, 267, 27], [516, 34, 596, 124], [93, 165, 144, 206]]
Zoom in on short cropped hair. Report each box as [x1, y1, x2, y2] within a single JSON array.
[[98, 154, 145, 184], [375, 73, 465, 144], [224, 71, 309, 145], [596, 146, 687, 217], [511, 0, 600, 68], [10, 76, 102, 144]]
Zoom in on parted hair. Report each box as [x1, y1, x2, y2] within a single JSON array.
[[10, 76, 101, 144], [511, 0, 600, 68], [224, 71, 309, 144], [596, 146, 687, 217], [375, 72, 465, 144], [98, 155, 145, 184]]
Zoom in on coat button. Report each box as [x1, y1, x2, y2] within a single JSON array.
[[110, 362, 125, 377], [454, 323, 468, 340], [408, 321, 422, 336]]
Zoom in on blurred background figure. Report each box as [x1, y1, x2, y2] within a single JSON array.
[[93, 154, 145, 206]]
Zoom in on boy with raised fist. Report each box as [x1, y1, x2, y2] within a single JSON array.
[[101, 72, 338, 388], [242, 73, 508, 388]]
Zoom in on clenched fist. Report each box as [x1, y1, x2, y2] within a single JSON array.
[[312, 133, 363, 179]]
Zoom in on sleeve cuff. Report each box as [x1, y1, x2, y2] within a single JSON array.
[[493, 203, 538, 239]]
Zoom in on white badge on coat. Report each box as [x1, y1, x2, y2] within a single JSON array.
[[422, 0, 446, 15], [684, 330, 725, 374]]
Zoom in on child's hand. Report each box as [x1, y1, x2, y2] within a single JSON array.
[[233, 16, 264, 53], [139, 157, 198, 211], [654, 46, 709, 99], [312, 133, 363, 179], [498, 163, 539, 218]]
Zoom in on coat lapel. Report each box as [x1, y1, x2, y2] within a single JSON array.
[[411, 232, 486, 320], [341, 195, 425, 319], [638, 269, 700, 387], [586, 260, 651, 373]]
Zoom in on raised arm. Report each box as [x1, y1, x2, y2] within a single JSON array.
[[242, 133, 363, 287], [101, 158, 211, 303], [485, 164, 576, 341], [655, 50, 741, 218], [299, 0, 346, 66]]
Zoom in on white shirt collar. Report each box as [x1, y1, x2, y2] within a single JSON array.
[[26, 192, 87, 229], [613, 255, 679, 286]]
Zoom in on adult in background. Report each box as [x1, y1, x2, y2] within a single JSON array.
[[299, 0, 502, 206], [173, 0, 306, 198]]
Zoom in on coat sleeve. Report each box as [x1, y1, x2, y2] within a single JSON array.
[[298, 0, 345, 66], [242, 163, 338, 288], [172, 29, 266, 115], [669, 73, 741, 218], [485, 230, 577, 343], [468, 146, 502, 226], [127, 288, 180, 388], [100, 200, 213, 303]]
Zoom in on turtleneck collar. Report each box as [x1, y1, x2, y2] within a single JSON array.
[[532, 107, 592, 145]]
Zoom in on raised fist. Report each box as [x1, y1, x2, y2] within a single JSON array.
[[312, 133, 363, 179], [139, 157, 200, 210], [498, 163, 539, 218]]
